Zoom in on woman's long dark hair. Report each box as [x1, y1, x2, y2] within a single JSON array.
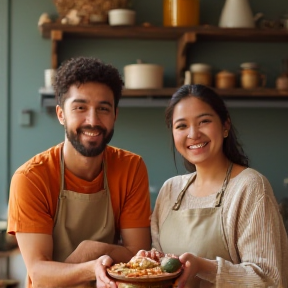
[[165, 84, 249, 172]]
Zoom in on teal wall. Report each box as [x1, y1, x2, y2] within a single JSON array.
[[1, 0, 288, 214]]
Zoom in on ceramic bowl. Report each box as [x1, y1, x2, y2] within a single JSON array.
[[108, 9, 136, 26]]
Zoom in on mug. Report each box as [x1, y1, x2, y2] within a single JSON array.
[[241, 69, 266, 89]]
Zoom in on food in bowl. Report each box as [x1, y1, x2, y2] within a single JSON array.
[[107, 250, 182, 279]]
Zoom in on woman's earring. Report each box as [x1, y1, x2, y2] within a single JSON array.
[[224, 130, 229, 138]]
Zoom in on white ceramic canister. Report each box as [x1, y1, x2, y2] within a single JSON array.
[[124, 63, 164, 89], [44, 69, 57, 88]]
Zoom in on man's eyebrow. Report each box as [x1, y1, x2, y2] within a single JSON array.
[[71, 99, 87, 104], [70, 99, 113, 107], [99, 101, 113, 107]]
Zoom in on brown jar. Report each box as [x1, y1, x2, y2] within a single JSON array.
[[240, 62, 266, 89], [215, 70, 236, 89], [276, 73, 288, 90], [163, 0, 200, 27], [241, 69, 266, 89]]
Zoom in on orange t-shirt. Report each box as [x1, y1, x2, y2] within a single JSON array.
[[7, 143, 151, 235]]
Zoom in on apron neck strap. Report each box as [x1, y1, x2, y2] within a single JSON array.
[[172, 174, 196, 211], [59, 147, 108, 192], [214, 161, 233, 207], [172, 161, 234, 210]]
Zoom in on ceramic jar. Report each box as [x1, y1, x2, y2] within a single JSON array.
[[276, 74, 288, 90], [108, 9, 136, 26], [215, 70, 236, 89], [190, 63, 212, 86], [163, 0, 200, 27], [240, 62, 266, 89], [124, 63, 164, 89], [276, 59, 288, 90]]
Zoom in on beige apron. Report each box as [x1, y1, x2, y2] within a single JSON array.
[[159, 163, 233, 288], [48, 150, 115, 288], [53, 150, 115, 262]]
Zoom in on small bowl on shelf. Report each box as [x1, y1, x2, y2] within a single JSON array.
[[108, 9, 136, 26]]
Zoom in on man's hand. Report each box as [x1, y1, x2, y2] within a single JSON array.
[[95, 255, 116, 288]]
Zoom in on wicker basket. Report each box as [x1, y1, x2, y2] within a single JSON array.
[[53, 0, 130, 24]]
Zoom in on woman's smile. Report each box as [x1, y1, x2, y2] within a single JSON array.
[[187, 142, 208, 150]]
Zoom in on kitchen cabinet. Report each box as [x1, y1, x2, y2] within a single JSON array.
[[38, 23, 288, 108]]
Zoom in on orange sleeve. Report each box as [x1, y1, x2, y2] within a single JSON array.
[[119, 157, 151, 229], [7, 170, 55, 235]]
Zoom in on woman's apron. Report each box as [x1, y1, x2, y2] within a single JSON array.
[[159, 163, 233, 287]]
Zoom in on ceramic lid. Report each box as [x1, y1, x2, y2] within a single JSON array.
[[216, 70, 235, 77], [240, 62, 259, 70], [190, 63, 211, 73]]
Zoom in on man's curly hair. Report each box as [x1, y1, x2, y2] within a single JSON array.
[[53, 57, 124, 110]]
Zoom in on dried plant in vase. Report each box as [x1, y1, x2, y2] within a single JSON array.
[[53, 0, 130, 24]]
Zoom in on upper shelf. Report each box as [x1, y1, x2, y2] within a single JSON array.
[[39, 87, 288, 109], [39, 23, 288, 42]]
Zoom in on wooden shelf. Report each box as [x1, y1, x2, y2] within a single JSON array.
[[39, 87, 288, 109], [39, 23, 288, 85], [39, 23, 288, 42], [38, 23, 288, 107]]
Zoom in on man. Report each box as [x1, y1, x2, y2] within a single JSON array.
[[7, 57, 151, 288]]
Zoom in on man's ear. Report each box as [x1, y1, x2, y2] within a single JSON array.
[[56, 105, 65, 125]]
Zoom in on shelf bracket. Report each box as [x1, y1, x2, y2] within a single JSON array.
[[51, 30, 63, 69], [176, 32, 197, 86]]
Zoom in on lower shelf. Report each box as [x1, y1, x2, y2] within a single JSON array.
[[39, 87, 288, 109]]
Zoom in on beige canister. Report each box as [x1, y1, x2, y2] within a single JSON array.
[[124, 63, 163, 89], [190, 64, 212, 86]]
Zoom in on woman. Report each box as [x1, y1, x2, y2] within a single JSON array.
[[150, 85, 288, 287]]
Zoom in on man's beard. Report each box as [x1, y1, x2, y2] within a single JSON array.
[[65, 124, 114, 157]]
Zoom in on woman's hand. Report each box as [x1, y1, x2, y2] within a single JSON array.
[[177, 253, 200, 288], [95, 255, 116, 288], [136, 248, 165, 261]]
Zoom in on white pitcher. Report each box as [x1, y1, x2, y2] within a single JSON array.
[[219, 0, 255, 28]]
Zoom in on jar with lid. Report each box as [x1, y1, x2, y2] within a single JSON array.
[[163, 0, 200, 27], [190, 63, 212, 86], [240, 62, 266, 89], [215, 70, 236, 89], [276, 59, 288, 90]]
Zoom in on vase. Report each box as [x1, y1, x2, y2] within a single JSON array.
[[219, 0, 255, 28]]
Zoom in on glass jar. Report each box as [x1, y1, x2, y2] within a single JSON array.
[[163, 0, 200, 27]]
